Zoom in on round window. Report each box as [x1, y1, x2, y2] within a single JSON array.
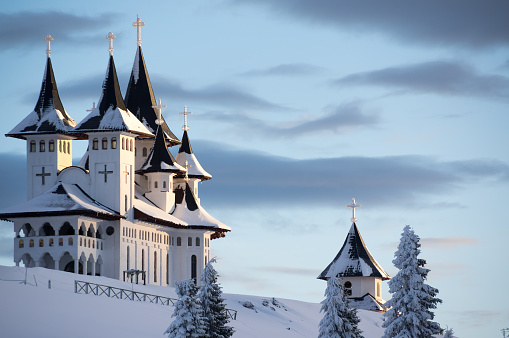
[[106, 226, 115, 236]]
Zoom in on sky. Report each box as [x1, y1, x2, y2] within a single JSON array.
[[0, 1, 508, 337]]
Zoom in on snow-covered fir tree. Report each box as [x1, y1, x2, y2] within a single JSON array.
[[165, 279, 206, 338], [442, 327, 455, 338], [197, 258, 234, 338], [382, 225, 442, 338], [318, 276, 363, 338]]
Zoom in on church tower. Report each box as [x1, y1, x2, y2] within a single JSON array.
[[318, 198, 391, 311], [6, 35, 77, 200], [74, 32, 152, 218]]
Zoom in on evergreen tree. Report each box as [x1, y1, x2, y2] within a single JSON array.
[[443, 327, 455, 338], [197, 258, 234, 338], [165, 279, 206, 338], [382, 225, 442, 338], [318, 276, 363, 338]]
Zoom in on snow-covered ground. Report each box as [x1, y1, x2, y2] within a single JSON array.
[[0, 265, 385, 337]]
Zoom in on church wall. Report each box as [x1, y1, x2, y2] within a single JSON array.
[[134, 138, 154, 171], [57, 166, 91, 194], [144, 172, 176, 213], [343, 276, 380, 300]]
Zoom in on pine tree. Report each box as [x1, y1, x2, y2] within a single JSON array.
[[382, 225, 442, 338], [197, 258, 234, 338], [443, 327, 455, 338], [165, 279, 206, 338], [318, 276, 363, 338]]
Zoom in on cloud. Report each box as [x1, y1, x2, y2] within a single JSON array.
[[202, 102, 379, 138], [334, 61, 509, 99], [421, 237, 477, 249], [0, 12, 117, 50], [239, 63, 324, 77], [231, 0, 509, 49], [453, 310, 509, 328], [257, 266, 321, 277]]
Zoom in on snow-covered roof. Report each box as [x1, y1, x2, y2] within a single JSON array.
[[175, 130, 212, 180], [137, 126, 186, 174], [318, 223, 390, 280], [0, 182, 121, 221], [7, 56, 76, 139], [133, 191, 187, 228], [349, 293, 386, 312], [74, 55, 153, 137], [124, 46, 180, 145], [170, 182, 230, 232]]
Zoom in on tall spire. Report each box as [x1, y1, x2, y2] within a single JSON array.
[[7, 35, 76, 139]]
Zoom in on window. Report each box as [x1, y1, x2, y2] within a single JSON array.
[[125, 195, 128, 213], [154, 181, 158, 189], [377, 282, 381, 298], [154, 252, 157, 283], [111, 137, 117, 149], [29, 239, 34, 247], [30, 140, 36, 152], [344, 281, 352, 296], [40, 140, 45, 152], [188, 237, 192, 247], [163, 181, 167, 189], [191, 255, 197, 283], [67, 142, 70, 154], [102, 138, 108, 149], [49, 238, 54, 247], [143, 147, 147, 157], [142, 249, 145, 272], [92, 138, 98, 150], [59, 238, 63, 246], [166, 254, 169, 285], [127, 246, 130, 270], [177, 237, 182, 246], [80, 238, 82, 246], [122, 138, 125, 150], [129, 139, 133, 152], [49, 140, 55, 152], [39, 239, 44, 247], [59, 140, 62, 152], [19, 239, 24, 248], [196, 237, 200, 246]]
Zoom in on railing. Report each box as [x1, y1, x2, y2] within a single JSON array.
[[74, 280, 237, 320]]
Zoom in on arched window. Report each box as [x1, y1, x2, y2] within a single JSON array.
[[66, 142, 70, 154], [111, 137, 117, 149], [177, 237, 182, 246], [154, 251, 157, 283], [19, 239, 24, 248], [142, 249, 145, 272], [102, 138, 108, 150], [80, 237, 82, 246], [87, 226, 94, 238], [42, 223, 55, 236], [49, 140, 55, 152], [127, 246, 130, 270], [129, 139, 133, 152], [125, 195, 128, 213], [59, 238, 63, 246], [49, 238, 54, 247], [92, 240, 95, 248], [92, 138, 98, 150], [39, 238, 44, 247], [191, 255, 197, 283], [142, 147, 147, 157], [196, 237, 200, 246], [163, 181, 167, 189], [29, 239, 34, 247], [122, 138, 125, 150], [58, 140, 62, 152], [167, 253, 169, 285], [30, 140, 36, 152], [154, 181, 158, 189], [40, 140, 45, 152], [344, 281, 352, 296], [188, 237, 192, 247], [377, 282, 381, 298], [88, 239, 91, 248]]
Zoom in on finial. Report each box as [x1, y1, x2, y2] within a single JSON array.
[[179, 105, 193, 131], [346, 198, 361, 223], [106, 32, 116, 56], [44, 34, 54, 57], [152, 98, 167, 125], [184, 160, 192, 182], [86, 102, 96, 112], [132, 14, 145, 47]]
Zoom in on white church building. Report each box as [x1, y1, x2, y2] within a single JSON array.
[[318, 199, 390, 311], [0, 18, 230, 287]]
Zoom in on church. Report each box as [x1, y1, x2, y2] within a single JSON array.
[[0, 17, 230, 287], [318, 198, 390, 311]]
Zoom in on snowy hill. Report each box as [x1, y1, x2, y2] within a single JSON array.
[[0, 265, 385, 337]]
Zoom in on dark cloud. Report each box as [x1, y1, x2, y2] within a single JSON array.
[[334, 61, 509, 99], [202, 102, 379, 138], [239, 63, 324, 77], [0, 12, 118, 50], [231, 0, 509, 49]]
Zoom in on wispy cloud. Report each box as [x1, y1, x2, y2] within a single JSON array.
[[257, 266, 321, 277], [334, 60, 509, 99], [239, 63, 324, 77], [231, 0, 509, 49]]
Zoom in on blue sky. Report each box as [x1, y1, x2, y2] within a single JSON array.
[[1, 1, 508, 336]]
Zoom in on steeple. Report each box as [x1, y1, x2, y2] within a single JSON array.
[[137, 125, 185, 174], [124, 16, 180, 144], [74, 33, 152, 136], [7, 35, 76, 139]]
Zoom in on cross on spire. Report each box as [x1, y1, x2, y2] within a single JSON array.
[[179, 106, 193, 131], [183, 160, 192, 182], [36, 167, 51, 185], [152, 98, 166, 125], [346, 198, 361, 223], [106, 32, 116, 56], [98, 164, 113, 183], [132, 15, 145, 47], [44, 34, 54, 58]]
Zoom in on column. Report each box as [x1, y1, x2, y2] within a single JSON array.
[[54, 259, 59, 271], [91, 258, 96, 276], [83, 259, 88, 276], [35, 260, 41, 267], [74, 259, 79, 274]]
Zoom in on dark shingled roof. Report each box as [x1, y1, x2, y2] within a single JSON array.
[[175, 130, 212, 180], [74, 55, 152, 136], [136, 126, 185, 174], [318, 223, 390, 280], [178, 130, 193, 155], [124, 46, 180, 145], [7, 56, 76, 139]]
